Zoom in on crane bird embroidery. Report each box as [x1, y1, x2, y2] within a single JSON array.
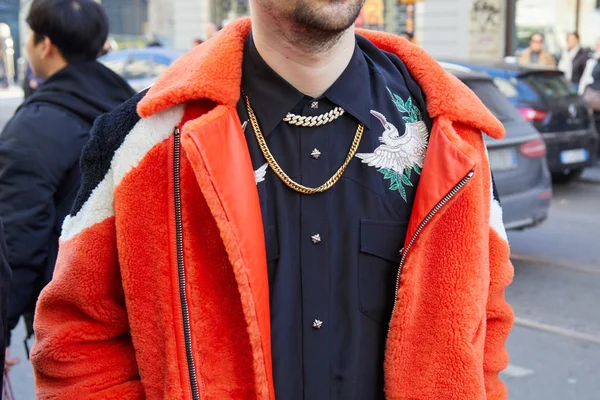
[[254, 163, 269, 185], [356, 89, 429, 201]]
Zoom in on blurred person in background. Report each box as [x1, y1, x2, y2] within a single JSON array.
[[582, 60, 600, 134], [0, 0, 135, 369], [578, 37, 600, 95], [559, 32, 589, 89], [30, 0, 514, 399], [518, 32, 556, 67]]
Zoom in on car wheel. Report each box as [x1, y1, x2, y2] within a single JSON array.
[[552, 169, 584, 184]]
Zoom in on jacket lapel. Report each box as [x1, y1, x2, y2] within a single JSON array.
[[179, 104, 275, 400], [406, 117, 479, 242]]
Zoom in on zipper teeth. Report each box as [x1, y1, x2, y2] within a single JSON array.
[[390, 170, 475, 317], [174, 127, 200, 400]]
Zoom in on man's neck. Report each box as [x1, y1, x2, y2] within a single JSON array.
[[41, 58, 69, 80], [250, 15, 356, 99]]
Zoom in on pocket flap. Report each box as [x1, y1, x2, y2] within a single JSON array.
[[360, 220, 406, 264]]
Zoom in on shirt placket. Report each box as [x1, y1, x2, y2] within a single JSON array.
[[299, 99, 331, 400]]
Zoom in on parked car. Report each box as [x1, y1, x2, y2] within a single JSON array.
[[443, 65, 551, 230], [99, 48, 184, 92], [441, 61, 598, 183]]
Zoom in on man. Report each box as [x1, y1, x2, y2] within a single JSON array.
[[578, 37, 600, 95], [559, 32, 589, 88], [0, 0, 134, 368], [518, 32, 556, 67], [31, 1, 514, 399]]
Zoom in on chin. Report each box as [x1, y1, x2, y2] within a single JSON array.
[[293, 0, 364, 33]]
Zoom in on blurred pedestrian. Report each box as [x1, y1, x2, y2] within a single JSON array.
[[31, 1, 514, 399], [578, 37, 600, 95], [558, 32, 589, 89], [146, 33, 163, 48], [518, 32, 556, 67], [0, 0, 135, 365], [583, 61, 600, 133]]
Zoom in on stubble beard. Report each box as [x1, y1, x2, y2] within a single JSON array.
[[283, 0, 365, 54]]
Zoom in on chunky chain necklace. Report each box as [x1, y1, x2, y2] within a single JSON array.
[[242, 92, 364, 195], [283, 107, 345, 127]]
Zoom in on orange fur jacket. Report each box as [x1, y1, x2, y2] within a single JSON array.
[[31, 18, 514, 400]]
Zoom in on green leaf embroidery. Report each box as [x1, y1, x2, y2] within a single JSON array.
[[378, 168, 409, 201], [400, 173, 413, 187], [386, 86, 423, 124], [413, 164, 422, 175]]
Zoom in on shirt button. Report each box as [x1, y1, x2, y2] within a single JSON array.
[[311, 148, 321, 159], [311, 101, 319, 109], [311, 234, 321, 244], [312, 319, 323, 329]]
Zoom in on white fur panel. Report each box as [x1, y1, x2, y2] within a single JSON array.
[[61, 105, 185, 241]]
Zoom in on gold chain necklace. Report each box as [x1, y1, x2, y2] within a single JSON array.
[[243, 92, 364, 195]]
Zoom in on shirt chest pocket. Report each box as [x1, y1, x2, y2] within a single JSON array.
[[358, 220, 406, 323]]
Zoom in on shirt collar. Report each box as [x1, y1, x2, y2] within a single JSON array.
[[322, 43, 372, 129], [241, 33, 372, 135]]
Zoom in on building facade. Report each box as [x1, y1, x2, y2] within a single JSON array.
[[415, 0, 508, 60]]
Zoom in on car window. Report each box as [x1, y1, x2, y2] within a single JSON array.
[[521, 72, 577, 98], [493, 77, 519, 98], [99, 52, 127, 75], [152, 55, 171, 77], [465, 80, 521, 122], [123, 54, 152, 80]]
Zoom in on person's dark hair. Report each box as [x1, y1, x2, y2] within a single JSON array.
[[568, 32, 580, 41], [26, 0, 109, 63], [530, 32, 545, 42]]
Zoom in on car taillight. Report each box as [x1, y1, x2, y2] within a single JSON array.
[[518, 107, 549, 122], [519, 138, 547, 158]]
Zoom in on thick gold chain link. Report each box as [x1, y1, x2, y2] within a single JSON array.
[[243, 92, 364, 195]]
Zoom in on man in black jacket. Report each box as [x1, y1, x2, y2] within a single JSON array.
[[0, 0, 135, 368]]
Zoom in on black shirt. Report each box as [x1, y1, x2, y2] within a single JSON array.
[[237, 33, 431, 400]]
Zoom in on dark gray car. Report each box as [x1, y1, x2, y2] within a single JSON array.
[[444, 66, 552, 230]]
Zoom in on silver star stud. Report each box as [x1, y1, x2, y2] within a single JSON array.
[[312, 319, 323, 329], [311, 148, 321, 159], [311, 101, 319, 109], [311, 234, 321, 244]]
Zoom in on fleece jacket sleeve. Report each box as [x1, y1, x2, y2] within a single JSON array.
[[483, 176, 515, 400], [30, 117, 144, 399]]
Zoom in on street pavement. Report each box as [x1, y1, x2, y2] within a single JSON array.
[[1, 93, 600, 399]]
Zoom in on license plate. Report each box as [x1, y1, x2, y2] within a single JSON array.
[[489, 148, 518, 171], [560, 149, 588, 164]]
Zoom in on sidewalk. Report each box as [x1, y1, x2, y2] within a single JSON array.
[[581, 163, 600, 183], [0, 86, 24, 100]]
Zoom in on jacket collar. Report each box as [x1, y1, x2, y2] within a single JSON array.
[[138, 17, 504, 140]]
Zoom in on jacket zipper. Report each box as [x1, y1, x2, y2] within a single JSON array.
[[174, 127, 201, 400], [390, 170, 475, 319]]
